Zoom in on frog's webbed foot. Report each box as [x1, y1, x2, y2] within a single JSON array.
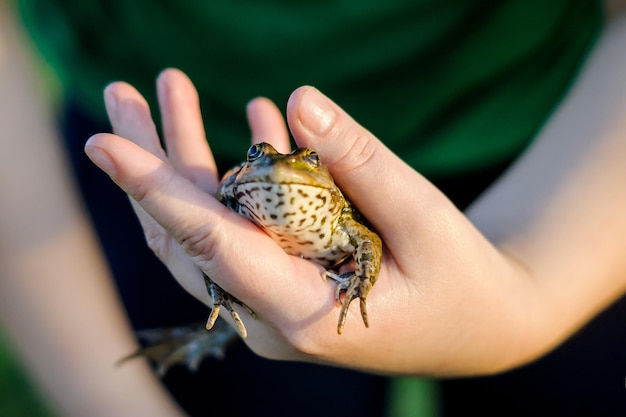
[[117, 320, 238, 376], [323, 270, 372, 335], [205, 274, 256, 338]]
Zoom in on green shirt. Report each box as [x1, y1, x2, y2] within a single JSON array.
[[15, 2, 604, 415], [19, 0, 602, 178]]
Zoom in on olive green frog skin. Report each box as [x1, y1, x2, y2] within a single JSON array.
[[208, 142, 382, 335]]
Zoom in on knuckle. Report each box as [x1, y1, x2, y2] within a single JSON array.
[[175, 222, 219, 262], [138, 213, 174, 264], [328, 130, 378, 175], [144, 227, 171, 262], [125, 159, 174, 206]]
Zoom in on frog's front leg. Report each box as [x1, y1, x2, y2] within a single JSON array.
[[204, 274, 256, 338], [323, 220, 382, 334]]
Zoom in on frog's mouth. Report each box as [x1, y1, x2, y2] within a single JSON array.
[[236, 163, 337, 190]]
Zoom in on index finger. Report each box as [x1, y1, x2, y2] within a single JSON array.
[[83, 133, 316, 301]]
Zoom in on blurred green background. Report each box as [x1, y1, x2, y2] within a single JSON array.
[[0, 330, 56, 417]]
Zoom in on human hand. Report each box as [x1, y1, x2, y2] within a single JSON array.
[[85, 69, 531, 376]]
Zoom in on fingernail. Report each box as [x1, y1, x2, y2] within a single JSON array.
[[104, 85, 118, 127], [156, 70, 171, 108], [299, 87, 336, 135], [85, 138, 116, 176]]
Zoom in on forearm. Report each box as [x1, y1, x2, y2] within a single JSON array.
[[467, 11, 626, 365], [0, 221, 186, 417], [0, 5, 185, 416]]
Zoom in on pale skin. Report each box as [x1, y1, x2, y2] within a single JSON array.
[[0, 3, 186, 417], [85, 11, 626, 376], [1, 2, 625, 417]]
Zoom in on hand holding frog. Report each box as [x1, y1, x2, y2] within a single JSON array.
[[84, 69, 528, 375], [85, 68, 626, 376]]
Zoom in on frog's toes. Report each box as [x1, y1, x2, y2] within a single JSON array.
[[323, 270, 370, 334], [118, 321, 238, 376], [204, 275, 256, 339]]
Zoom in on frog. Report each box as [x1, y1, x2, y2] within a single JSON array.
[[208, 142, 382, 336], [121, 142, 382, 373]]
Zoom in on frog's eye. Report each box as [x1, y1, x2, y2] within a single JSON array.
[[305, 151, 320, 168], [247, 144, 264, 161]]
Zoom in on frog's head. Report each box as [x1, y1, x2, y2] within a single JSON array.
[[234, 142, 336, 189]]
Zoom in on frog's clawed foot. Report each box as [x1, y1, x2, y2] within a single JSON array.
[[118, 277, 256, 376], [205, 275, 256, 338], [323, 270, 370, 334], [117, 321, 238, 376]]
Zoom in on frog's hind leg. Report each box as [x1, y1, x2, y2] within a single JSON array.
[[117, 320, 238, 376], [323, 270, 371, 335], [323, 224, 381, 334], [204, 274, 256, 338]]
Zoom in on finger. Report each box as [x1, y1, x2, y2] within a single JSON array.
[[104, 81, 176, 263], [286, 86, 453, 247], [104, 82, 166, 161], [157, 69, 219, 194], [247, 97, 291, 153], [85, 130, 402, 359], [83, 133, 303, 304], [84, 133, 341, 349]]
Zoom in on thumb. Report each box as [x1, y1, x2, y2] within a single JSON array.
[[286, 86, 381, 180], [286, 87, 451, 246]]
